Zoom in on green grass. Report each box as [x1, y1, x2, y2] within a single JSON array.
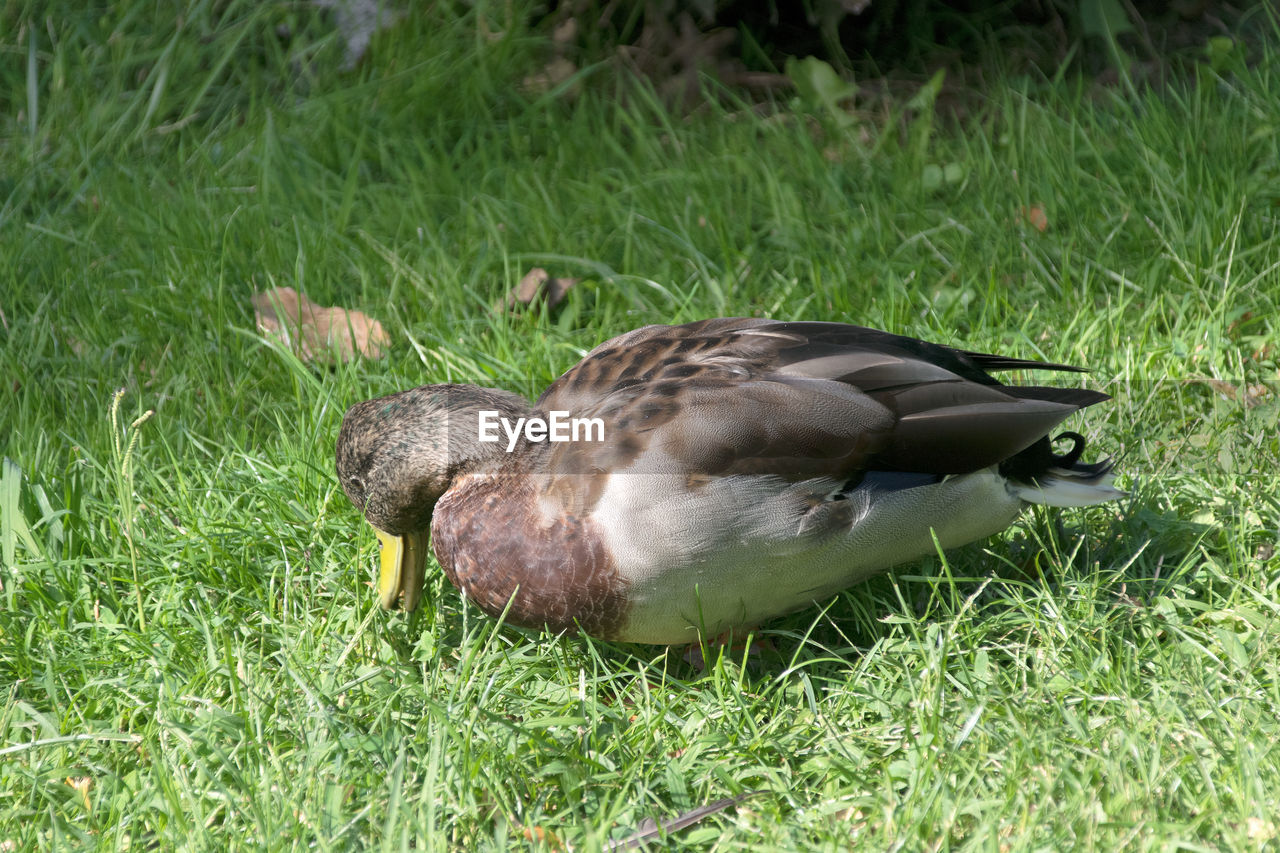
[[2, 2, 1279, 849]]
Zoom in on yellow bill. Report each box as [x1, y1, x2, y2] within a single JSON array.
[[374, 526, 430, 611]]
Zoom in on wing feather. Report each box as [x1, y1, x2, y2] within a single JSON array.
[[536, 318, 1106, 487]]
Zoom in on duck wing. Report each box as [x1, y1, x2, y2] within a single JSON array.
[[536, 318, 1107, 484]]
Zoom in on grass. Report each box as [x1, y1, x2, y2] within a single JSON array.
[[1, 1, 1279, 849]]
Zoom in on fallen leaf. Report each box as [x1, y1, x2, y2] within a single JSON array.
[[1201, 378, 1238, 401], [1199, 378, 1272, 408], [1246, 816, 1276, 842], [65, 776, 92, 811], [1021, 204, 1048, 232], [552, 17, 577, 44], [252, 286, 388, 363], [834, 806, 867, 825], [499, 268, 580, 313], [1227, 310, 1253, 335], [1243, 383, 1272, 407], [520, 826, 562, 849], [521, 57, 578, 95]]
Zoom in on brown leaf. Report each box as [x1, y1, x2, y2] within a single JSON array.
[[552, 17, 578, 44], [1203, 378, 1239, 401], [252, 286, 388, 363], [1197, 378, 1271, 408], [521, 57, 578, 95], [1246, 817, 1277, 843], [834, 805, 869, 832], [1243, 383, 1273, 407], [520, 826, 562, 849], [1021, 204, 1048, 232], [65, 776, 92, 811], [499, 268, 580, 313]]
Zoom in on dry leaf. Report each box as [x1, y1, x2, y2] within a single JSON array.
[[832, 805, 871, 837], [65, 776, 92, 811], [1200, 378, 1272, 408], [552, 17, 577, 43], [252, 286, 388, 363], [519, 13, 580, 96], [1246, 817, 1276, 842], [1203, 378, 1239, 401], [522, 57, 578, 94], [499, 268, 580, 313], [1021, 204, 1048, 232], [520, 826, 562, 849], [1244, 383, 1273, 407]]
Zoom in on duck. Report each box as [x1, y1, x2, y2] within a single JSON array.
[[335, 318, 1123, 645]]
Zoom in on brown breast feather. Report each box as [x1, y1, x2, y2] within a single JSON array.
[[430, 467, 628, 638]]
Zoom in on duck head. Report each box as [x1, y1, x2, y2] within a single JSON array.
[[335, 383, 529, 610]]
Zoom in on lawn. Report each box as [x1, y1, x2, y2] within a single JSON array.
[[2, 2, 1279, 849]]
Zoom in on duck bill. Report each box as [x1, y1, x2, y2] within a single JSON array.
[[373, 527, 430, 611]]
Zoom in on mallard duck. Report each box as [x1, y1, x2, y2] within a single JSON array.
[[336, 318, 1122, 644]]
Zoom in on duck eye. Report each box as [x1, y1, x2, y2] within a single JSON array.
[[348, 476, 366, 496]]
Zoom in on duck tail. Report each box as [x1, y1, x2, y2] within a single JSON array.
[[1004, 431, 1127, 508], [1015, 460, 1125, 507]]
